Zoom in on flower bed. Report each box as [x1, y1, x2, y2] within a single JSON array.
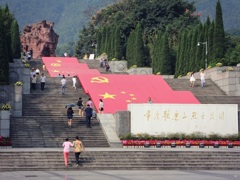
[[121, 140, 240, 148], [0, 136, 12, 146]]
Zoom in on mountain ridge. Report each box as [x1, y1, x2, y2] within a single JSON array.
[[0, 0, 239, 51]]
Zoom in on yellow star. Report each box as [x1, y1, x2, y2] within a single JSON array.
[[100, 93, 116, 99], [129, 94, 135, 96], [121, 91, 126, 94], [53, 70, 59, 72], [126, 100, 131, 103], [132, 97, 137, 100]]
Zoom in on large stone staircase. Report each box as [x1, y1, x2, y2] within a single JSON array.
[[10, 59, 109, 148], [4, 58, 240, 171], [165, 79, 240, 111], [0, 149, 240, 171]]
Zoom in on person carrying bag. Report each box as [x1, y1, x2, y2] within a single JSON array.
[[73, 136, 85, 167]]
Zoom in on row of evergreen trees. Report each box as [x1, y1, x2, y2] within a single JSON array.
[[175, 0, 225, 77], [0, 5, 21, 85], [76, 0, 238, 77]]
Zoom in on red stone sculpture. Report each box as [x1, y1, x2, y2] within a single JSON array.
[[20, 20, 59, 59]]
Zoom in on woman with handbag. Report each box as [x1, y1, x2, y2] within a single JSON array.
[[73, 136, 85, 167]]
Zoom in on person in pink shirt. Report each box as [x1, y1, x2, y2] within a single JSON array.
[[62, 138, 73, 167], [86, 98, 93, 108]]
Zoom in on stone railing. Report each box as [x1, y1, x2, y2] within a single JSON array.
[[109, 60, 128, 73]]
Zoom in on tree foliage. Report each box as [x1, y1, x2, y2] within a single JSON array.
[[76, 0, 199, 69], [0, 5, 20, 84]]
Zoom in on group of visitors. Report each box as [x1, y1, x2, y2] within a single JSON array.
[[62, 136, 85, 167], [59, 74, 77, 94], [189, 69, 206, 88], [65, 98, 104, 128], [30, 67, 46, 91], [100, 58, 110, 72], [63, 97, 105, 167], [23, 49, 33, 61]]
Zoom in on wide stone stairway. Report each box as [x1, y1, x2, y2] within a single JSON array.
[[1, 58, 239, 171], [1, 149, 240, 171], [10, 59, 109, 148], [165, 78, 240, 111]]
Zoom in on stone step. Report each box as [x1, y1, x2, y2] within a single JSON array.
[[0, 151, 240, 171]]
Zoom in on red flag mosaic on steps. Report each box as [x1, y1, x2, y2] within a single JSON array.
[[42, 57, 200, 113]]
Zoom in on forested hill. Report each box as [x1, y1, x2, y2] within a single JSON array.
[[0, 0, 118, 45], [0, 0, 239, 47]]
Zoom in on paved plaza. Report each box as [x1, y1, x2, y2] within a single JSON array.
[[0, 170, 240, 180]]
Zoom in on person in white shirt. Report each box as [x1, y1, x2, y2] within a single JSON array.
[[30, 68, 35, 79], [200, 70, 206, 88], [61, 76, 67, 94], [98, 99, 104, 114], [72, 76, 77, 89], [35, 68, 40, 76], [40, 73, 46, 91]]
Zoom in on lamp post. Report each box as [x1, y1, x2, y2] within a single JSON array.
[[197, 41, 208, 69]]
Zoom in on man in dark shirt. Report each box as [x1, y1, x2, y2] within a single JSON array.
[[85, 104, 93, 128]]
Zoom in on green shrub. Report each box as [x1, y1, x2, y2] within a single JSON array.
[[14, 81, 23, 86], [1, 104, 11, 110]]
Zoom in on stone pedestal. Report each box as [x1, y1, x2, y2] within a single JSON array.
[[0, 110, 10, 137], [22, 68, 30, 94], [109, 61, 128, 73], [114, 111, 131, 136], [13, 85, 23, 117]]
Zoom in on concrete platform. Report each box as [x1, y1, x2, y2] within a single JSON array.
[[0, 170, 240, 180]]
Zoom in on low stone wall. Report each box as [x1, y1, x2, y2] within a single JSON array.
[[13, 85, 23, 117], [109, 61, 128, 73], [0, 110, 10, 137], [10, 59, 30, 95], [127, 68, 152, 75], [208, 66, 240, 96]]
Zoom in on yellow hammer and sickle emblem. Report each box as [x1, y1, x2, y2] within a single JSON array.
[[91, 76, 109, 83], [51, 63, 61, 67]]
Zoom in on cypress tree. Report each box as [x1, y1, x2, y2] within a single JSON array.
[[189, 27, 198, 71], [181, 31, 188, 74], [134, 23, 145, 67], [208, 22, 214, 65], [152, 31, 162, 74], [175, 30, 187, 77], [114, 26, 122, 60], [0, 9, 9, 84], [106, 27, 113, 60], [196, 24, 204, 71], [159, 33, 171, 75], [104, 27, 111, 56], [213, 0, 225, 61], [174, 31, 182, 77], [126, 30, 135, 68], [11, 20, 21, 59], [101, 26, 107, 54], [96, 30, 102, 56], [185, 31, 192, 72], [2, 5, 14, 63]]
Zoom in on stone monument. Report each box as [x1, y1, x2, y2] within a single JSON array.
[[20, 20, 59, 58]]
